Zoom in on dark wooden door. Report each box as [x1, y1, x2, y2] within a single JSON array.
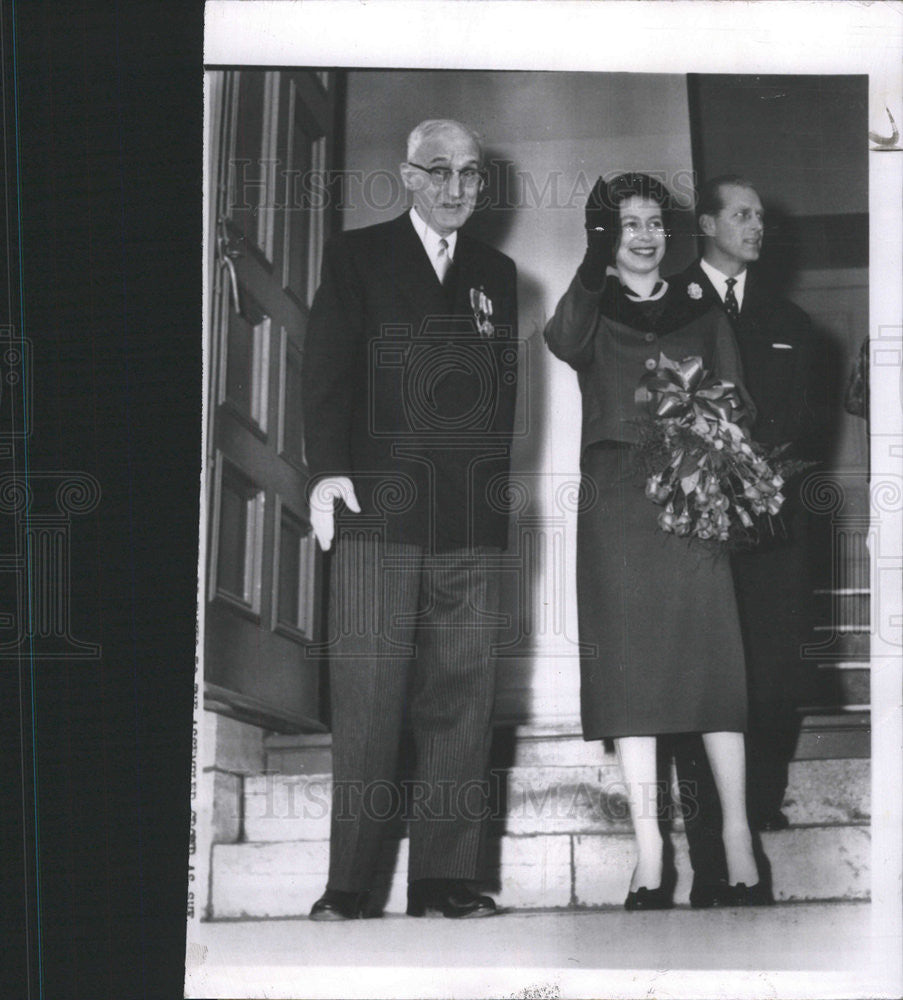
[[203, 70, 336, 732]]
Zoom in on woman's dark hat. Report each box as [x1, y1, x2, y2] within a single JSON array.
[[585, 172, 674, 237]]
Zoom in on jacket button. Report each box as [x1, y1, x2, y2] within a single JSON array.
[[644, 332, 655, 343], [645, 358, 657, 370]]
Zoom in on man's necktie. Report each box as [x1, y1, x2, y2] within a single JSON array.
[[436, 238, 451, 285], [723, 277, 740, 324]]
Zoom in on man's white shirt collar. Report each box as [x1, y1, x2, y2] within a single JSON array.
[[700, 257, 747, 310], [410, 207, 457, 273]]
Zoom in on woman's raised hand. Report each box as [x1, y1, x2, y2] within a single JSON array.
[[579, 176, 613, 291]]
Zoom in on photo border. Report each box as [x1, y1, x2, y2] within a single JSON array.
[[189, 3, 903, 997]]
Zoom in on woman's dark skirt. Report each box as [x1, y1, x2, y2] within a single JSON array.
[[577, 443, 748, 740]]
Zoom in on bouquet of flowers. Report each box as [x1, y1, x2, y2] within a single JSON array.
[[633, 354, 809, 547]]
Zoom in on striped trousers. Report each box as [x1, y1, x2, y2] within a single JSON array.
[[324, 537, 501, 890]]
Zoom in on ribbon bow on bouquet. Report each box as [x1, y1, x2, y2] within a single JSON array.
[[633, 354, 789, 545], [635, 353, 746, 425]]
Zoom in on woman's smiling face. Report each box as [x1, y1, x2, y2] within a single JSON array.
[[615, 195, 666, 280]]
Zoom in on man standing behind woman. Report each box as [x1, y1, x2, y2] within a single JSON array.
[[544, 173, 770, 908], [668, 177, 823, 905]]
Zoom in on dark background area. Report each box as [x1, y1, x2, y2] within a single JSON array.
[[688, 73, 869, 284], [2, 3, 201, 997]]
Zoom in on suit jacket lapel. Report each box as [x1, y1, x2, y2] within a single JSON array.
[[376, 213, 449, 318], [739, 267, 768, 325], [690, 259, 761, 334], [662, 259, 722, 331], [449, 235, 480, 317], [689, 260, 723, 311]]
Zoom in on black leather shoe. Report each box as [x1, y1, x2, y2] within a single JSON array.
[[689, 876, 732, 909], [624, 885, 674, 911], [309, 889, 373, 921], [753, 811, 790, 832], [406, 879, 498, 918], [727, 880, 775, 906]]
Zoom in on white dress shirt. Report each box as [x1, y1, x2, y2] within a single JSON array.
[[700, 257, 748, 311], [409, 207, 457, 281]]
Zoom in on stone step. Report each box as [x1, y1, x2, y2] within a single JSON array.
[[793, 710, 871, 760], [780, 758, 869, 822], [210, 823, 870, 919], [493, 726, 607, 769], [266, 732, 333, 776], [266, 705, 872, 781], [812, 589, 870, 630], [265, 726, 615, 775], [811, 662, 870, 706], [241, 758, 869, 843], [803, 627, 869, 661]]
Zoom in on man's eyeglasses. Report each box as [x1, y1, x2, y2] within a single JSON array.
[[407, 162, 487, 189]]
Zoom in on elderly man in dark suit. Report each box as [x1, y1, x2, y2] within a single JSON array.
[[301, 119, 518, 920], [668, 175, 823, 907]]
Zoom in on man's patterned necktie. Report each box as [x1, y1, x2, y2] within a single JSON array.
[[723, 276, 740, 324]]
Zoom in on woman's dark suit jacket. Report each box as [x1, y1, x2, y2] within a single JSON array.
[[544, 272, 753, 453]]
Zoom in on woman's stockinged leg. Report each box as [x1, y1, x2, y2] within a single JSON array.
[[615, 735, 663, 891], [702, 730, 759, 885]]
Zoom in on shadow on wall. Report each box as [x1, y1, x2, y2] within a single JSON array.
[[666, 207, 702, 275], [464, 153, 517, 254], [465, 153, 557, 721]]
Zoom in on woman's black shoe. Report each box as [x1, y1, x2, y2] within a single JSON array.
[[753, 811, 790, 832], [727, 880, 775, 906], [624, 885, 674, 911], [309, 889, 373, 920]]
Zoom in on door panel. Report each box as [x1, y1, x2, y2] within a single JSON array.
[[277, 328, 307, 470], [204, 70, 336, 732]]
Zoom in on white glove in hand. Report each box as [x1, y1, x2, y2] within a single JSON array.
[[309, 476, 360, 551]]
